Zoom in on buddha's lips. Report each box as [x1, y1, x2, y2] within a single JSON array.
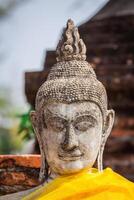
[[58, 153, 84, 161]]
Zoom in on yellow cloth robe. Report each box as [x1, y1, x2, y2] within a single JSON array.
[[23, 168, 134, 200]]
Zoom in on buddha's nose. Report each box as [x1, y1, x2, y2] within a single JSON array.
[[61, 123, 79, 152]]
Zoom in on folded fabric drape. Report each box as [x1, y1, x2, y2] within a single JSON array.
[[23, 168, 134, 200]]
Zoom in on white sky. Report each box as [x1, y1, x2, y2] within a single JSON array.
[[0, 0, 108, 108]]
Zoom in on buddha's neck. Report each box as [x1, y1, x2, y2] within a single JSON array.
[[49, 171, 59, 180], [47, 167, 93, 183]]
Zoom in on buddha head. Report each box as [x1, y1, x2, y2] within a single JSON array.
[[30, 19, 115, 181]]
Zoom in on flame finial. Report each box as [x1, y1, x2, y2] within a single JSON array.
[[56, 19, 86, 62]]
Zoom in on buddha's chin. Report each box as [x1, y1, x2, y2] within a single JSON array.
[[56, 160, 90, 175]]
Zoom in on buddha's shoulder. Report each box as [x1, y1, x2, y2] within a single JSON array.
[[104, 168, 134, 188]]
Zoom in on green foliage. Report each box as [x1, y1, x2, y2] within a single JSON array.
[[0, 127, 12, 154], [17, 108, 34, 140]]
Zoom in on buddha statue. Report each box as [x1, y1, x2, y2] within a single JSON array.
[[30, 19, 114, 182], [24, 19, 134, 200], [2, 19, 134, 200]]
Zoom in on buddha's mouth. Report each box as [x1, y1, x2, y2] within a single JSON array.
[[58, 153, 84, 161]]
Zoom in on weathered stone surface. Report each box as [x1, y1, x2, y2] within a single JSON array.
[[0, 155, 40, 196], [0, 155, 40, 168]]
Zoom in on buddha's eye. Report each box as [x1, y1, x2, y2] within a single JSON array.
[[46, 117, 66, 132], [51, 121, 65, 132], [74, 121, 93, 132], [74, 115, 96, 132]]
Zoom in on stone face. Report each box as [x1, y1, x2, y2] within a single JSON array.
[[38, 102, 103, 175]]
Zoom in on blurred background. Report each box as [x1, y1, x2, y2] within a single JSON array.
[[0, 0, 134, 180], [0, 0, 109, 154]]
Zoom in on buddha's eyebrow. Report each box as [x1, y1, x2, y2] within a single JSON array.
[[44, 108, 67, 120], [74, 114, 97, 124], [75, 111, 98, 119]]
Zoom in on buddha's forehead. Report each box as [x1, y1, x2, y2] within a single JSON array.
[[44, 102, 102, 120]]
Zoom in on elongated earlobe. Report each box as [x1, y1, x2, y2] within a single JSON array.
[[97, 109, 115, 171], [30, 111, 46, 182], [104, 109, 115, 139]]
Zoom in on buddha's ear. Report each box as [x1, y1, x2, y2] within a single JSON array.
[[104, 109, 115, 140], [30, 111, 42, 142], [30, 110, 42, 138], [97, 109, 115, 171], [30, 111, 46, 182]]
